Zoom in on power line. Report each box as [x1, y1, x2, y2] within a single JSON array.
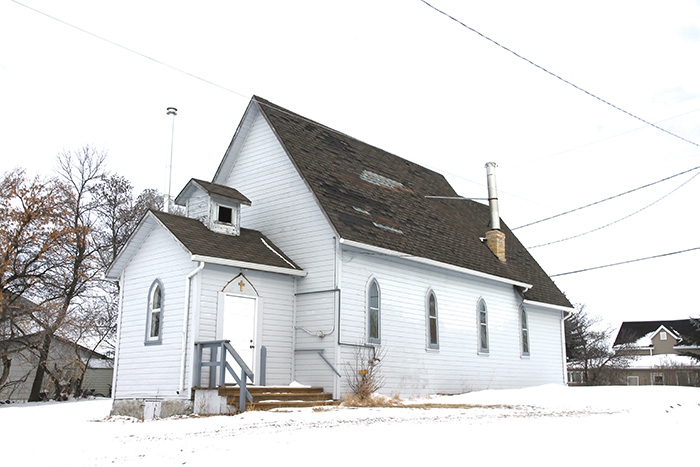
[[513, 164, 700, 230], [10, 0, 250, 100], [528, 171, 700, 248], [550, 247, 700, 277], [419, 0, 700, 150]]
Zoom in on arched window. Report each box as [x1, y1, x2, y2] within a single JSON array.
[[146, 280, 163, 343], [368, 279, 381, 344], [427, 290, 439, 349], [520, 306, 530, 356], [477, 298, 489, 353]]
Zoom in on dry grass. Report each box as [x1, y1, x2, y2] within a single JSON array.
[[341, 393, 403, 407]]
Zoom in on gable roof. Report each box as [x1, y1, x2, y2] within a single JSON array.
[[105, 210, 305, 279], [174, 178, 251, 206], [613, 319, 700, 347], [219, 96, 571, 309]]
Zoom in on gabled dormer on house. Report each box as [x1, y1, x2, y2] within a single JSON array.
[[174, 179, 251, 236]]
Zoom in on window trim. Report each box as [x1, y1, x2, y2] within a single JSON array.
[[520, 305, 530, 357], [426, 289, 439, 350], [145, 279, 164, 344], [367, 279, 381, 344], [477, 298, 489, 354], [217, 204, 234, 224]]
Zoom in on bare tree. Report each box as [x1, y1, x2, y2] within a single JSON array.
[[3, 148, 168, 400], [27, 147, 107, 401], [0, 169, 73, 394], [565, 304, 635, 385]]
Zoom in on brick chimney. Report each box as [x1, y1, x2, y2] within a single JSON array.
[[484, 162, 506, 262]]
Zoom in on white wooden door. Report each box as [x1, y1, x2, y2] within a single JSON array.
[[223, 295, 256, 384]]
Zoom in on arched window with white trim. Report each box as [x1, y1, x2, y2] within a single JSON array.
[[427, 290, 439, 349], [477, 298, 489, 353], [368, 279, 381, 344], [146, 280, 163, 344], [520, 306, 530, 356]]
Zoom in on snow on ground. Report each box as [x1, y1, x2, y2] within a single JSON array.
[[2, 385, 699, 466]]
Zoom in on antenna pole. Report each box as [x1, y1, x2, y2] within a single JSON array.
[[164, 107, 177, 213]]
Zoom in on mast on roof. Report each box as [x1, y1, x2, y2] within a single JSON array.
[[164, 107, 178, 213]]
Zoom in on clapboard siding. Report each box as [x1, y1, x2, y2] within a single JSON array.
[[197, 265, 295, 386], [114, 227, 196, 398], [221, 113, 338, 389], [185, 189, 209, 222], [224, 112, 336, 292], [338, 245, 565, 397]]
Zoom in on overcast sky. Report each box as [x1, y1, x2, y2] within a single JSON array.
[[2, 0, 699, 330]]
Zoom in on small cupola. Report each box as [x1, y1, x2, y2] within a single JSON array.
[[174, 179, 251, 236]]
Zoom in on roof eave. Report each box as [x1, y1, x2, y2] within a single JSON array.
[[522, 299, 575, 314], [339, 238, 532, 290], [190, 254, 307, 277]]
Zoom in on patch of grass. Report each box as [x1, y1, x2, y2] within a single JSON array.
[[342, 393, 403, 407]]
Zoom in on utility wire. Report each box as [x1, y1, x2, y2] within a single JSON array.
[[528, 171, 700, 248], [550, 247, 700, 277], [11, 0, 250, 99], [514, 164, 700, 230], [419, 0, 700, 150]]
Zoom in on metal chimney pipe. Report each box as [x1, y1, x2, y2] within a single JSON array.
[[485, 162, 500, 230]]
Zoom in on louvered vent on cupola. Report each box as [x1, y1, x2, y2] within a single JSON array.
[[174, 179, 251, 236]]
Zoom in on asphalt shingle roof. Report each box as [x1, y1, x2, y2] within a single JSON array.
[[176, 179, 251, 206], [151, 210, 301, 272], [613, 319, 700, 347], [253, 96, 571, 308]]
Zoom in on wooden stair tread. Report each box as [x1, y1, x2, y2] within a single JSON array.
[[218, 385, 336, 411]]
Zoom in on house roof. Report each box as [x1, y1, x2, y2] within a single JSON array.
[[613, 319, 700, 347], [174, 178, 251, 206], [242, 96, 571, 308]]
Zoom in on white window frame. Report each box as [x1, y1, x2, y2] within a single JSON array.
[[145, 279, 164, 344], [477, 298, 489, 354], [367, 279, 381, 344], [426, 290, 439, 350], [520, 306, 530, 356], [627, 375, 639, 386], [217, 204, 234, 224]]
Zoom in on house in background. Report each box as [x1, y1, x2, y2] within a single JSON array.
[[613, 319, 700, 386], [105, 96, 574, 418], [0, 334, 113, 401]]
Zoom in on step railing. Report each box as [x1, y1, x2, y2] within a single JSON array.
[[194, 340, 254, 412]]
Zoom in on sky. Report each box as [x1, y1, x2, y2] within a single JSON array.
[[1, 0, 700, 332], [2, 385, 699, 466]]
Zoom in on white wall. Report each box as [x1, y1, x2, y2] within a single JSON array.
[[337, 245, 566, 397], [221, 112, 339, 390], [113, 227, 196, 399], [196, 265, 296, 387]]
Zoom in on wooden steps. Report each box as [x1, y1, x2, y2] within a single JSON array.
[[218, 385, 337, 411]]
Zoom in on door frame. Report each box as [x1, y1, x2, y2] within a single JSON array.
[[217, 291, 262, 384]]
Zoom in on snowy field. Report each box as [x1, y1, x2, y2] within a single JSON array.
[[2, 385, 699, 466]]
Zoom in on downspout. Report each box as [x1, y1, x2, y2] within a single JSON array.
[[179, 261, 204, 394], [111, 270, 127, 401]]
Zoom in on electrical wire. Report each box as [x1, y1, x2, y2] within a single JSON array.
[[513, 164, 700, 230], [10, 0, 250, 100], [419, 0, 700, 150], [528, 171, 700, 248], [550, 247, 700, 277]]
